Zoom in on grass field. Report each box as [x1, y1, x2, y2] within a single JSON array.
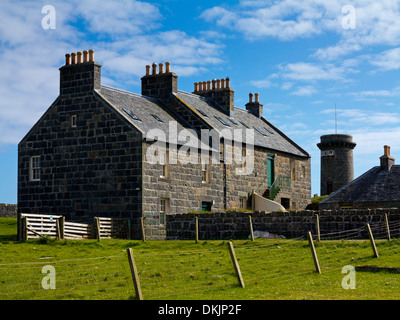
[[1, 217, 400, 300]]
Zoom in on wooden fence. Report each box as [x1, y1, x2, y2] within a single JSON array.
[[19, 214, 132, 241]]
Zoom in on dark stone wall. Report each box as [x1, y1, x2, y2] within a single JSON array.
[[0, 204, 18, 217], [166, 208, 400, 240], [18, 91, 143, 222]]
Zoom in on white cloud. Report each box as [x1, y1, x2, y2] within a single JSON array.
[[201, 0, 400, 59], [369, 47, 400, 71], [291, 85, 317, 96], [0, 0, 226, 149]]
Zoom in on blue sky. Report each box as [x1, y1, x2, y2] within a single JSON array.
[[2, 0, 400, 204]]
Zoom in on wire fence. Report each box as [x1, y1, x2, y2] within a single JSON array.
[[1, 219, 400, 300]]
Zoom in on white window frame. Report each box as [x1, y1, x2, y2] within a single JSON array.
[[160, 198, 170, 214], [239, 197, 247, 209], [30, 155, 41, 181]]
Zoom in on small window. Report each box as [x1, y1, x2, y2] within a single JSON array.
[[123, 108, 142, 121], [160, 150, 169, 178], [228, 118, 238, 125], [196, 109, 208, 117], [152, 114, 163, 123], [240, 121, 249, 129], [239, 197, 247, 209], [201, 201, 212, 212], [160, 198, 170, 214], [215, 116, 230, 127], [30, 156, 41, 181], [201, 158, 210, 183], [264, 127, 274, 134], [253, 126, 267, 136], [71, 115, 78, 127]]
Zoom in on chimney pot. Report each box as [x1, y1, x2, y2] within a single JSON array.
[[216, 79, 221, 89], [221, 79, 225, 89], [83, 50, 88, 63], [212, 79, 216, 90], [88, 49, 94, 62], [255, 93, 259, 103], [194, 82, 199, 92], [165, 62, 170, 73], [77, 52, 82, 64], [152, 63, 157, 75], [65, 54, 70, 66], [159, 63, 164, 74], [384, 145, 390, 156], [145, 65, 150, 76], [71, 53, 76, 65], [202, 81, 207, 91], [249, 93, 253, 103], [207, 81, 211, 91], [226, 78, 230, 88]]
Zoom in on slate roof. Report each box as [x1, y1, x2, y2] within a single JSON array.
[[174, 91, 309, 158], [320, 165, 400, 204], [96, 85, 309, 158]]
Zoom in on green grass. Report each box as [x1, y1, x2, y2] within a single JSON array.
[[1, 217, 400, 300]]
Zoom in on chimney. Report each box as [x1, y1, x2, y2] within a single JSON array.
[[59, 49, 101, 96], [245, 93, 263, 118], [141, 61, 177, 100], [380, 145, 395, 172], [193, 77, 234, 116]]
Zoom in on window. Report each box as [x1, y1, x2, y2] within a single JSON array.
[[253, 126, 267, 136], [327, 181, 333, 194], [290, 159, 296, 181], [71, 115, 78, 127], [215, 116, 230, 127], [321, 150, 334, 157], [152, 114, 163, 123], [240, 121, 249, 129], [160, 198, 170, 214], [196, 109, 208, 117], [239, 197, 247, 209], [201, 201, 212, 212], [160, 150, 169, 178], [201, 163, 210, 183], [123, 108, 142, 121], [30, 156, 41, 181], [228, 118, 238, 125], [264, 127, 274, 134]]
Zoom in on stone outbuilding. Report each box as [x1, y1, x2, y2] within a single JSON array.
[[320, 145, 400, 209]]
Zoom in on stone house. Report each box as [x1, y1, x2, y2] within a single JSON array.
[[18, 50, 311, 234], [320, 145, 400, 209]]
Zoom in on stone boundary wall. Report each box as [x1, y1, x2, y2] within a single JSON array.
[[0, 204, 18, 217], [166, 208, 400, 240]]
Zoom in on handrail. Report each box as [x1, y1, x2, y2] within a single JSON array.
[[270, 175, 291, 200]]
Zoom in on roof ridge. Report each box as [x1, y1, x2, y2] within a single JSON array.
[[100, 85, 160, 102]]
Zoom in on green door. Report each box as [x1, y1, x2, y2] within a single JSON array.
[[267, 155, 275, 187]]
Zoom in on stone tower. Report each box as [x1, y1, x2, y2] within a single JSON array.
[[317, 134, 356, 196]]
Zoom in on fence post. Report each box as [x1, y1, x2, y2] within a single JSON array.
[[195, 215, 199, 243], [95, 217, 101, 241], [140, 217, 146, 242], [384, 213, 391, 241], [249, 215, 254, 241], [366, 223, 379, 258], [60, 216, 65, 240], [56, 219, 61, 240], [228, 241, 245, 288], [315, 214, 320, 242], [127, 248, 143, 300], [307, 231, 321, 274]]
